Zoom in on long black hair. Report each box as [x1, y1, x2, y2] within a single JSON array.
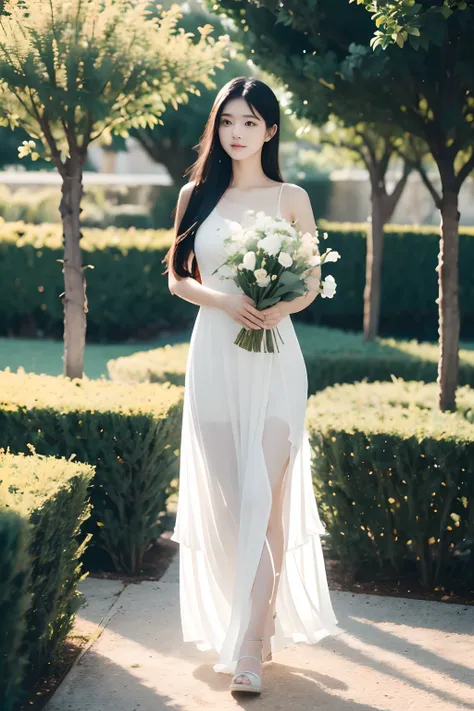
[[162, 76, 284, 283]]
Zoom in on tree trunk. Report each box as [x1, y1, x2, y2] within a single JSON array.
[[363, 189, 385, 341], [437, 188, 460, 411], [59, 159, 87, 379], [135, 128, 194, 186], [363, 158, 410, 342]]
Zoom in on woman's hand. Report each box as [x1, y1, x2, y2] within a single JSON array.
[[259, 302, 287, 328], [221, 294, 266, 330]]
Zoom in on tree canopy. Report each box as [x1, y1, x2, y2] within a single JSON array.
[[351, 0, 471, 49]]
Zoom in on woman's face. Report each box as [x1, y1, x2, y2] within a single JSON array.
[[218, 96, 277, 161]]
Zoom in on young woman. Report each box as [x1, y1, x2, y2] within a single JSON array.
[[163, 76, 340, 695]]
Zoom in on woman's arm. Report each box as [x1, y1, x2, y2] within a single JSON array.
[[278, 184, 321, 317], [168, 182, 227, 310]]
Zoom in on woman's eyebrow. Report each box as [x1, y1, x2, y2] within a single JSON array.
[[221, 112, 260, 119]]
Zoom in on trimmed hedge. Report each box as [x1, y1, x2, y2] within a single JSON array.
[[107, 324, 474, 393], [0, 370, 184, 573], [0, 221, 192, 341], [0, 449, 93, 711], [1, 219, 474, 341], [306, 380, 474, 590], [312, 221, 474, 341]]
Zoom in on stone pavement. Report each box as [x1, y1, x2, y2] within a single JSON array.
[[45, 551, 474, 711]]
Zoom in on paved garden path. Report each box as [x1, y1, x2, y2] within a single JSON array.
[[46, 552, 474, 711]]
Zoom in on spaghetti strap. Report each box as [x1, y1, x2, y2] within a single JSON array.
[[277, 182, 285, 217]]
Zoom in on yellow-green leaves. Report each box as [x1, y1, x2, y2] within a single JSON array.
[[359, 0, 469, 51], [0, 0, 229, 164]]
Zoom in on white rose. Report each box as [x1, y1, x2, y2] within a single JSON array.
[[257, 234, 283, 256], [278, 251, 293, 268], [254, 212, 276, 230], [324, 250, 341, 263], [321, 274, 337, 298], [281, 223, 298, 239], [266, 225, 288, 237], [254, 268, 270, 287], [309, 254, 321, 267], [242, 229, 259, 246], [297, 244, 314, 260], [243, 251, 257, 271], [226, 219, 243, 235]]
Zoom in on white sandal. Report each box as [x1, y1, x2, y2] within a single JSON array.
[[229, 637, 263, 694]]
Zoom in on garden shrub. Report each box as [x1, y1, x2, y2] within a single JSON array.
[[0, 370, 183, 573], [306, 380, 474, 590], [0, 449, 93, 711], [1, 219, 474, 341], [0, 221, 195, 340], [107, 324, 474, 393]]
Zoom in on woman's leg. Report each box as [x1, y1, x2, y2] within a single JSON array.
[[233, 416, 291, 685]]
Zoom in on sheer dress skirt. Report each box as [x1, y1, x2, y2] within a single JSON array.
[[170, 187, 340, 674]]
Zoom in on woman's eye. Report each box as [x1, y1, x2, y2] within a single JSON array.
[[220, 119, 256, 126]]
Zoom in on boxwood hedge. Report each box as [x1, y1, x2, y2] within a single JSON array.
[[306, 380, 474, 590], [107, 324, 474, 394], [0, 370, 183, 573], [1, 219, 473, 341], [0, 450, 93, 711]]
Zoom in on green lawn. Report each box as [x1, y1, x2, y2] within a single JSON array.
[[0, 330, 192, 380], [1, 326, 473, 381]]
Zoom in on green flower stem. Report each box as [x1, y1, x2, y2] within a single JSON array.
[[234, 326, 284, 353]]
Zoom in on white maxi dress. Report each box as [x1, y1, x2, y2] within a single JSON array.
[[170, 182, 340, 674]]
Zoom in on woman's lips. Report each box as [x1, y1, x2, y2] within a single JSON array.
[[231, 144, 245, 149]]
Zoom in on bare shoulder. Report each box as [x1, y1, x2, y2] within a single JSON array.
[[283, 182, 308, 197], [175, 180, 197, 229], [281, 183, 313, 223], [179, 179, 197, 204]]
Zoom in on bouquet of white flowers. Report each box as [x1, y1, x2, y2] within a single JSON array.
[[212, 209, 341, 353]]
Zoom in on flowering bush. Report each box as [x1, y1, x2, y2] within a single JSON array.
[[213, 209, 341, 352]]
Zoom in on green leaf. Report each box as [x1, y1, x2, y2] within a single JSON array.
[[257, 296, 282, 309], [439, 4, 453, 18], [395, 32, 405, 48], [407, 26, 420, 36], [278, 270, 302, 286]]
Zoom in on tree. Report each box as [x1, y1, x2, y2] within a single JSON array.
[[351, 0, 471, 49], [0, 0, 228, 378], [318, 121, 415, 339], [130, 5, 296, 187], [130, 8, 249, 186], [344, 5, 474, 411], [210, 0, 414, 340], [212, 0, 474, 411]]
